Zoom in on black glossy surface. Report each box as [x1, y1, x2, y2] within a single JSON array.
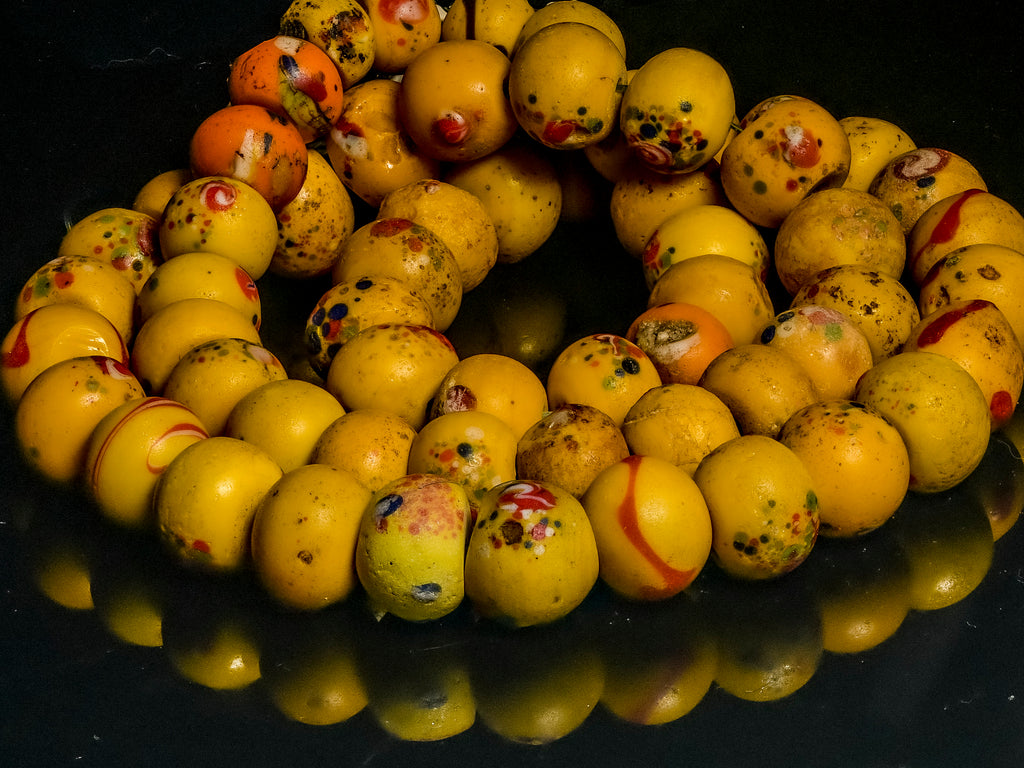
[[4, 2, 1024, 766]]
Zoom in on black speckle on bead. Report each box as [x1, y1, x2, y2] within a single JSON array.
[[776, 310, 795, 324], [639, 123, 658, 139], [457, 442, 473, 458], [622, 357, 641, 375], [679, 101, 693, 113], [754, 129, 764, 139], [355, 278, 373, 290], [311, 307, 326, 325], [327, 303, 348, 320], [760, 325, 776, 344], [374, 493, 404, 520], [917, 176, 936, 188]]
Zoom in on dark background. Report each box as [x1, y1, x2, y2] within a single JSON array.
[[3, 1, 1023, 766]]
